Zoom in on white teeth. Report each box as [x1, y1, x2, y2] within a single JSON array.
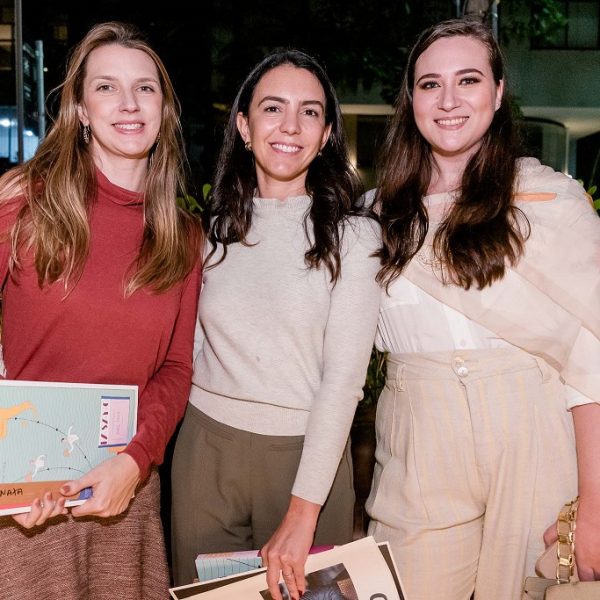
[[436, 117, 468, 126], [114, 123, 143, 130], [272, 143, 301, 153]]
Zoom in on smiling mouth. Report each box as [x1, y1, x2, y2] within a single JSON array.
[[114, 123, 144, 131], [435, 117, 469, 126], [271, 143, 302, 153]]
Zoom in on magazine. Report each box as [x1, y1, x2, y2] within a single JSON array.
[[194, 545, 335, 582], [0, 380, 138, 515], [170, 537, 406, 600], [196, 550, 263, 581]]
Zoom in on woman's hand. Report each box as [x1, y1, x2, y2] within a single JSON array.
[[571, 403, 600, 580], [60, 453, 141, 518], [12, 491, 68, 529], [573, 495, 600, 580], [261, 496, 321, 600]]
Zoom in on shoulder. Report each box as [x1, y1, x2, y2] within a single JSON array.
[[0, 169, 27, 222], [515, 157, 594, 224], [0, 168, 26, 202], [342, 213, 381, 255], [362, 188, 377, 210]]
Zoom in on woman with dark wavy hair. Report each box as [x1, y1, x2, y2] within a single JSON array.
[[0, 21, 201, 600], [366, 18, 600, 599], [171, 49, 380, 599]]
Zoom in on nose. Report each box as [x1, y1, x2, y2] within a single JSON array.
[[119, 88, 140, 112], [438, 85, 459, 111], [279, 108, 300, 134]]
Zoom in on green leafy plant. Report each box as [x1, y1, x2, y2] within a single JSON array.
[[577, 180, 600, 213], [362, 347, 387, 407], [177, 183, 211, 216]]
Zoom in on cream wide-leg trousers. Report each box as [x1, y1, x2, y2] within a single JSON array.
[[366, 349, 578, 600]]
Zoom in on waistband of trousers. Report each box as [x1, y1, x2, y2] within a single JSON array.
[[385, 348, 547, 386]]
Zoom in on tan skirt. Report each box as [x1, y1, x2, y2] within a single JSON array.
[[0, 470, 169, 600]]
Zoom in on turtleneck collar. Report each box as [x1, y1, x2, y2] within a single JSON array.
[[95, 168, 144, 207], [252, 194, 311, 211]]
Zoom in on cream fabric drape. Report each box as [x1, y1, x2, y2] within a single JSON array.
[[402, 158, 600, 404]]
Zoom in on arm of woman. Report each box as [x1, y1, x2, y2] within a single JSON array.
[[571, 403, 600, 580], [63, 264, 202, 518], [262, 219, 381, 600]]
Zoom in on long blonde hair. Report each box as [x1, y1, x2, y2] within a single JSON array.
[[4, 21, 201, 294]]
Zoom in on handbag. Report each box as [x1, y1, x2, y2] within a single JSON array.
[[522, 498, 600, 599]]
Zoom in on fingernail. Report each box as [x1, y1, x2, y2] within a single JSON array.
[[60, 486, 69, 495]]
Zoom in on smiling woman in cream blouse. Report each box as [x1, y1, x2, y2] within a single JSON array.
[[366, 18, 600, 600]]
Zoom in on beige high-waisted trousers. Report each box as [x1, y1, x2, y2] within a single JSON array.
[[366, 349, 578, 600]]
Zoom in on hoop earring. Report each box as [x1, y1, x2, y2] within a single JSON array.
[[82, 125, 90, 144], [245, 141, 252, 151]]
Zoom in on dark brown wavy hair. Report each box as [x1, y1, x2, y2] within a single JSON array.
[[1, 21, 201, 294], [376, 19, 528, 290], [208, 49, 365, 283]]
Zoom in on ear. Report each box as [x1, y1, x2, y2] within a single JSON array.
[[320, 123, 332, 151], [495, 79, 504, 111], [236, 112, 250, 144], [77, 103, 89, 126]]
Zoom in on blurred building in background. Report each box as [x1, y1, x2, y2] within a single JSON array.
[[1, 0, 598, 191], [341, 1, 600, 189]]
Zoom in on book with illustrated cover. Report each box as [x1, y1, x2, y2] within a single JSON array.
[[0, 380, 138, 516], [170, 537, 406, 600]]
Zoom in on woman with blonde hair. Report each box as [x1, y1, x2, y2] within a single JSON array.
[[0, 21, 201, 599]]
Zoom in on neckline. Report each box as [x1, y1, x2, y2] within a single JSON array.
[[253, 195, 311, 210], [95, 168, 144, 206]]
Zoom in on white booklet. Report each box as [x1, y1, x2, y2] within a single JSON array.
[[170, 536, 406, 599], [0, 380, 138, 515]]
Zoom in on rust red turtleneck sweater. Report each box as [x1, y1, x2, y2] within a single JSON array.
[[0, 170, 200, 478]]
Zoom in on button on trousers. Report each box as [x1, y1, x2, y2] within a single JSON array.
[[366, 349, 577, 600]]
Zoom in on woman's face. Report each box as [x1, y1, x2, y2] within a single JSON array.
[[236, 64, 331, 199], [412, 35, 503, 167], [77, 44, 163, 172]]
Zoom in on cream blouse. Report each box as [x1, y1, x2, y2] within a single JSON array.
[[375, 160, 598, 409]]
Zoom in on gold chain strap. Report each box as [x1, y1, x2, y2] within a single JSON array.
[[555, 497, 579, 584]]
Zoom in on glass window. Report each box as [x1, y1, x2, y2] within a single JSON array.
[[533, 0, 599, 49]]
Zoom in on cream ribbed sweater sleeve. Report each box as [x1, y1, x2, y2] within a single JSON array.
[[291, 217, 381, 504]]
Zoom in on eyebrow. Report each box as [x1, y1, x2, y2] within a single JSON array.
[[89, 75, 160, 84], [257, 95, 325, 110], [415, 68, 485, 85]]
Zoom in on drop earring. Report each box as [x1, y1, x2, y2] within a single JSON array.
[[82, 125, 90, 144]]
